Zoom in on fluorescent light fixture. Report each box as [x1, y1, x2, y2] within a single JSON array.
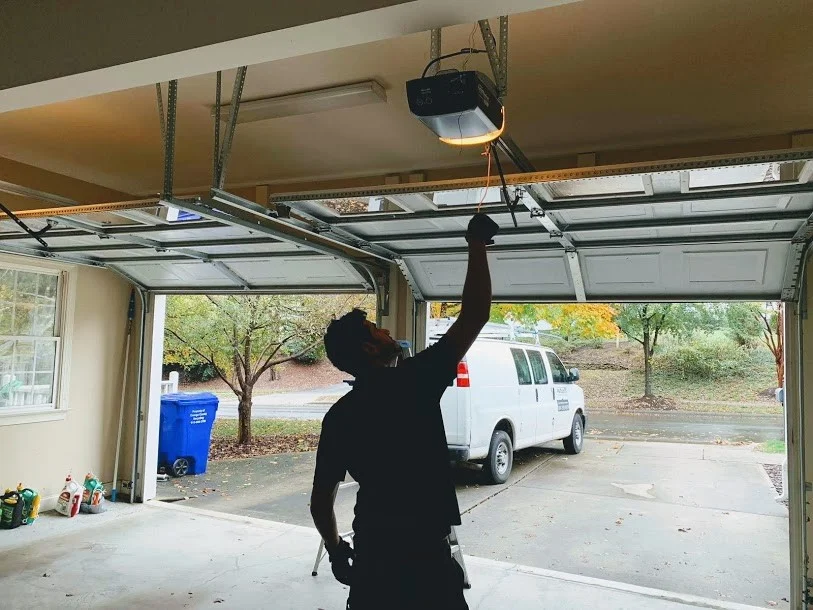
[[217, 81, 386, 123]]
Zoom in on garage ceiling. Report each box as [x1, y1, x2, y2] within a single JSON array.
[[0, 149, 810, 302], [0, 0, 810, 196]]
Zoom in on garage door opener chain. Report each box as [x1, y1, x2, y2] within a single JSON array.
[[459, 452, 557, 516]]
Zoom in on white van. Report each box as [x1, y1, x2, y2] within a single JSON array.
[[439, 339, 586, 484]]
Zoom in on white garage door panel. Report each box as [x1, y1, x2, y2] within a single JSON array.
[[686, 250, 767, 283], [555, 204, 653, 224], [584, 253, 661, 286], [407, 252, 572, 300], [120, 261, 229, 285], [580, 242, 789, 299], [227, 258, 358, 284]]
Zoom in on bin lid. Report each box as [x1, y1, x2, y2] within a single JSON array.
[[160, 392, 219, 408]]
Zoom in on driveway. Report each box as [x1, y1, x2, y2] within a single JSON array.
[[160, 440, 788, 607]]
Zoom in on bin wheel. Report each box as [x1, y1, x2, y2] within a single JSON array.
[[171, 458, 190, 477]]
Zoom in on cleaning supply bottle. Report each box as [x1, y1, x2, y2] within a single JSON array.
[[55, 474, 82, 518], [0, 488, 24, 529], [82, 473, 104, 514], [17, 484, 40, 525]]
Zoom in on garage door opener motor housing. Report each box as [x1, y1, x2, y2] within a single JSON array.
[[406, 71, 505, 146]]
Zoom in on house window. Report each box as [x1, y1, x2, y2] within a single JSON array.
[[0, 266, 62, 411]]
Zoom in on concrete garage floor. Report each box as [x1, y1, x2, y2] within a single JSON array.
[[161, 440, 788, 607], [0, 502, 772, 610]]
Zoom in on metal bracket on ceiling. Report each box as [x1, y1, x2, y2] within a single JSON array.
[[429, 29, 442, 77], [215, 66, 248, 190], [155, 79, 179, 200], [478, 17, 508, 98]]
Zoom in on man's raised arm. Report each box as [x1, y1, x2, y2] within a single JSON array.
[[442, 213, 498, 363]]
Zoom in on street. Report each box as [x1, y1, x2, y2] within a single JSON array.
[[217, 389, 784, 445]]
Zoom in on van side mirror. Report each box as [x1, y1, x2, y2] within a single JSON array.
[[568, 368, 580, 383]]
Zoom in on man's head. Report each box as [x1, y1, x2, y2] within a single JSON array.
[[324, 309, 401, 377]]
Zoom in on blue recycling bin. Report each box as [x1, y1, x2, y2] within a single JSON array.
[[158, 392, 219, 477]]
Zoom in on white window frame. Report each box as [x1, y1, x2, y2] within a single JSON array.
[[0, 255, 76, 426]]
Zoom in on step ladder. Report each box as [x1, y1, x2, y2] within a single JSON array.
[[311, 526, 471, 589]]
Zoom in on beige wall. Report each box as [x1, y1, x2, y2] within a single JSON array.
[[0, 262, 136, 509]]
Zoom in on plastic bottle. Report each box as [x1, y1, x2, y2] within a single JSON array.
[[17, 484, 40, 525], [1, 488, 24, 529], [82, 473, 105, 514], [55, 475, 82, 518]]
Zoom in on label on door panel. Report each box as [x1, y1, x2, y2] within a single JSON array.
[[557, 399, 570, 411]]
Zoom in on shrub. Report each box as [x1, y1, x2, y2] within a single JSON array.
[[287, 340, 326, 365], [184, 363, 218, 382], [653, 334, 753, 380]]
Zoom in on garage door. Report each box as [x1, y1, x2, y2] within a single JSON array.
[[273, 148, 813, 302], [0, 148, 811, 301]]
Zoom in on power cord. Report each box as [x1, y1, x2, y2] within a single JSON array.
[[421, 48, 487, 79]]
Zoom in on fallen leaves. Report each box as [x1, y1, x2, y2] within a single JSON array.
[[209, 434, 320, 461]]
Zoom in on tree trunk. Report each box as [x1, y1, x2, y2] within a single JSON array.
[[777, 307, 785, 387], [643, 328, 653, 397], [237, 388, 253, 445]]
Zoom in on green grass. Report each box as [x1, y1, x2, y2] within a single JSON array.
[[624, 369, 777, 404], [758, 440, 786, 454], [212, 418, 322, 439]]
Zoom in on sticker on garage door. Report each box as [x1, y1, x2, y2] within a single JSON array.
[[557, 399, 570, 411]]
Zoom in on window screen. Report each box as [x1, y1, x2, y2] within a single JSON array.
[[547, 352, 569, 384], [526, 350, 549, 385], [510, 348, 532, 385]]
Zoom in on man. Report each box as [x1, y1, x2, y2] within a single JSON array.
[[310, 213, 498, 610]]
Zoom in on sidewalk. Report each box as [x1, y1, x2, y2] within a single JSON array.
[[0, 501, 769, 610]]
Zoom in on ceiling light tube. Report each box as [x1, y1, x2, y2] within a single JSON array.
[[216, 81, 387, 123]]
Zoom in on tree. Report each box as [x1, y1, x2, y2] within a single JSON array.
[[165, 294, 371, 444], [723, 301, 783, 386], [757, 302, 784, 387], [724, 302, 763, 348], [430, 302, 461, 319], [542, 304, 618, 341], [614, 304, 707, 397]]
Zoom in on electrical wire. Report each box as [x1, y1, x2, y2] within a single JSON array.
[[422, 48, 487, 78], [462, 24, 479, 71]]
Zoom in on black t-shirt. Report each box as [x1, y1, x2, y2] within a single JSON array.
[[313, 336, 461, 539]]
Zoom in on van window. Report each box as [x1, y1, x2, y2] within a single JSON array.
[[510, 348, 533, 385], [526, 350, 549, 385], [547, 352, 569, 383]]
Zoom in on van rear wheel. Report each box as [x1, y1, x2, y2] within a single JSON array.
[[563, 415, 584, 455], [485, 430, 513, 485]]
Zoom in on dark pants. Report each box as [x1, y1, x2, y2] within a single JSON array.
[[347, 534, 469, 610]]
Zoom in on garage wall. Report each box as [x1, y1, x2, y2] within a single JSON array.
[[0, 262, 135, 510]]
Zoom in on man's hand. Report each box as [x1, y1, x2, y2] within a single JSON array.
[[328, 538, 355, 586], [466, 213, 500, 245]]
